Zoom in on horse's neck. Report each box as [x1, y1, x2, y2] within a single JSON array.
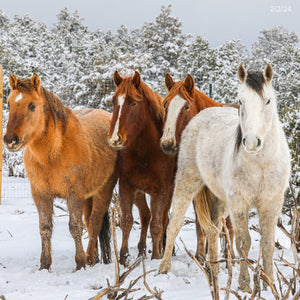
[[27, 116, 66, 164], [195, 92, 221, 112], [128, 115, 162, 156]]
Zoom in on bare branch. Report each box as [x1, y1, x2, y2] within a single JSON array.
[[222, 217, 233, 300], [142, 258, 163, 300]]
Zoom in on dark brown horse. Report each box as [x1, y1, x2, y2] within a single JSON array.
[[108, 71, 176, 265], [160, 74, 235, 260], [4, 74, 118, 270]]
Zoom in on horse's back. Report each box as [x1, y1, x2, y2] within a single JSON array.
[[75, 108, 112, 140], [75, 108, 117, 192]]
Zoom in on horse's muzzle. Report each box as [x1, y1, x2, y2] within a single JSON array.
[[242, 136, 263, 154], [108, 136, 125, 150], [3, 134, 23, 152], [160, 138, 178, 155]]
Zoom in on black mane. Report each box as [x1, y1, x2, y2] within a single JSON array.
[[235, 124, 243, 154]]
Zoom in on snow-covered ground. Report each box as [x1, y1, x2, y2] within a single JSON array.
[[0, 174, 297, 299]]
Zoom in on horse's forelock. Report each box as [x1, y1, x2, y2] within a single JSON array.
[[163, 80, 193, 110], [14, 78, 35, 93], [117, 75, 165, 123], [245, 71, 265, 97]]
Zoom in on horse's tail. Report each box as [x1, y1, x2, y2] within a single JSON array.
[[193, 186, 217, 233], [99, 211, 112, 264]]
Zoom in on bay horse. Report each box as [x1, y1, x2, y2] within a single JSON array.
[[4, 74, 118, 270], [108, 71, 176, 265], [159, 65, 291, 293], [160, 74, 235, 260]]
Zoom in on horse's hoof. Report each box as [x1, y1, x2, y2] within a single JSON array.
[[39, 264, 51, 271], [75, 261, 86, 271], [151, 252, 163, 260], [158, 261, 171, 274], [119, 254, 129, 267], [138, 251, 147, 259], [86, 254, 100, 266], [239, 283, 252, 293]]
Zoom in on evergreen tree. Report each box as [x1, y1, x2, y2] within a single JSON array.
[[212, 39, 249, 104], [140, 5, 191, 94], [251, 26, 300, 110], [178, 35, 216, 95]]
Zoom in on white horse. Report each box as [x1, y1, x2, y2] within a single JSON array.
[[159, 64, 291, 292]]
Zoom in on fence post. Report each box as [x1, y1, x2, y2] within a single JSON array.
[[0, 65, 3, 204]]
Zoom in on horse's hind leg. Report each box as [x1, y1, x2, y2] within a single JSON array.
[[134, 190, 150, 257], [204, 196, 225, 285], [159, 166, 203, 274], [193, 200, 206, 261], [83, 197, 100, 264], [86, 177, 115, 266], [225, 216, 235, 259], [258, 195, 283, 289], [32, 189, 54, 270], [67, 195, 86, 270]]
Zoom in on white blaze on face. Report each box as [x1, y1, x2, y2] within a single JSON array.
[[161, 95, 186, 141], [15, 93, 23, 102], [238, 84, 264, 152], [110, 95, 125, 142]]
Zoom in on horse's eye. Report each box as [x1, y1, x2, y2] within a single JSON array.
[[238, 100, 243, 106], [184, 106, 190, 111], [266, 99, 271, 105], [29, 103, 36, 111], [131, 102, 137, 107]]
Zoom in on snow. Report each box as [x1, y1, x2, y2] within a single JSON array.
[[0, 174, 297, 299]]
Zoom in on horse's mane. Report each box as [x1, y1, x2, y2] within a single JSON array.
[[163, 80, 193, 109], [15, 78, 67, 126], [116, 76, 164, 125], [163, 80, 222, 111]]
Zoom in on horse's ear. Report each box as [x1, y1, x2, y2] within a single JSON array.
[[113, 70, 123, 87], [31, 73, 41, 93], [238, 64, 247, 83], [184, 74, 194, 94], [132, 71, 141, 89], [263, 64, 273, 83], [165, 73, 174, 91], [9, 74, 18, 90]]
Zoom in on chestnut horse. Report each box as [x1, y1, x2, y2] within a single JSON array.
[[4, 74, 118, 270], [108, 71, 176, 265], [160, 74, 235, 260]]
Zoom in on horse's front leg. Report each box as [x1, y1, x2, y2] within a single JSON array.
[[258, 195, 283, 289], [231, 197, 251, 293], [32, 188, 54, 270], [119, 180, 135, 266], [67, 195, 86, 270]]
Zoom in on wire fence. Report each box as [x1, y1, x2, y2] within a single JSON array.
[[1, 171, 32, 202]]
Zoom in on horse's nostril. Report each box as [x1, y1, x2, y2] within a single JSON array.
[[117, 135, 121, 143], [4, 135, 8, 144], [242, 138, 246, 147], [257, 138, 261, 148]]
